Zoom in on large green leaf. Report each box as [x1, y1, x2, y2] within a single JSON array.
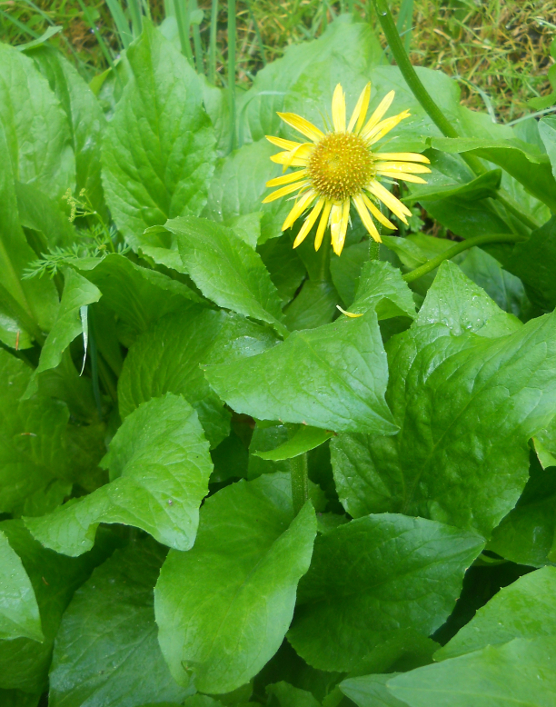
[[0, 690, 41, 707], [155, 473, 316, 694], [348, 260, 416, 320], [164, 216, 286, 333], [26, 394, 212, 556], [27, 45, 105, 213], [331, 263, 556, 537], [0, 521, 116, 693], [0, 120, 59, 349], [15, 181, 76, 250], [49, 539, 190, 707], [539, 115, 556, 182], [340, 674, 408, 707], [388, 637, 556, 707], [101, 22, 214, 249], [0, 43, 74, 199], [0, 530, 42, 642], [288, 513, 483, 672], [436, 566, 556, 661], [267, 682, 321, 707], [0, 350, 75, 517], [118, 308, 277, 448], [206, 310, 397, 435]]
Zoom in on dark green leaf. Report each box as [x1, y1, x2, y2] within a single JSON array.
[[403, 169, 502, 204], [49, 539, 190, 707], [330, 241, 371, 308], [341, 674, 408, 707], [267, 682, 321, 707], [0, 530, 42, 642], [288, 513, 483, 672], [284, 280, 339, 331], [436, 566, 556, 661], [388, 637, 556, 707], [254, 426, 334, 461], [155, 473, 316, 694], [26, 394, 212, 555], [258, 236, 306, 307], [206, 311, 397, 435], [101, 23, 215, 248]]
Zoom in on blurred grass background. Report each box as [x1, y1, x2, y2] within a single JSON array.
[[1, 0, 555, 121]]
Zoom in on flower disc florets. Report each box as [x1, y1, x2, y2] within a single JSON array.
[[308, 132, 374, 202]]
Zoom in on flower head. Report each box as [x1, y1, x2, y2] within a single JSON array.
[[263, 83, 431, 256]]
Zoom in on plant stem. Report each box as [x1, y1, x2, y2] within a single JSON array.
[[208, 0, 218, 84], [227, 0, 237, 152], [402, 233, 525, 283], [290, 452, 309, 516]]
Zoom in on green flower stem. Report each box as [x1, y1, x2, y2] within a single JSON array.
[[402, 233, 525, 284], [290, 452, 309, 516], [208, 0, 218, 84], [371, 0, 485, 177], [227, 0, 237, 153]]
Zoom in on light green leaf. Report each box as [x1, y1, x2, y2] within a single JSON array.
[[349, 261, 416, 320], [27, 45, 106, 213], [430, 136, 556, 212], [118, 309, 276, 448], [331, 268, 556, 537], [15, 181, 75, 250], [388, 637, 556, 707], [267, 682, 321, 707], [0, 521, 116, 693], [403, 169, 502, 205], [25, 394, 212, 556], [203, 140, 290, 244], [539, 116, 556, 182], [0, 350, 74, 517], [206, 311, 398, 435], [25, 269, 101, 398], [0, 43, 74, 199], [254, 426, 334, 461], [436, 566, 556, 661], [49, 539, 190, 707], [340, 674, 408, 707], [0, 530, 42, 642], [165, 216, 286, 333], [288, 513, 483, 672], [101, 22, 216, 248], [0, 120, 59, 349], [155, 473, 316, 694]]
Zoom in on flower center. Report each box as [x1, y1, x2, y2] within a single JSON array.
[[308, 132, 374, 202]]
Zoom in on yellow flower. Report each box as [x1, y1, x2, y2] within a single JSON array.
[[263, 83, 431, 256]]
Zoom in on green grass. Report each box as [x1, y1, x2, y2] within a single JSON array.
[[1, 0, 554, 121]]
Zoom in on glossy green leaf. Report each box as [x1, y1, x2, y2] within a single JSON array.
[[25, 269, 101, 397], [0, 350, 74, 517], [27, 45, 105, 212], [206, 311, 397, 435], [0, 521, 116, 693], [0, 43, 74, 200], [0, 530, 42, 642], [388, 637, 556, 707], [436, 566, 556, 661], [0, 119, 59, 349], [155, 473, 316, 694], [340, 674, 408, 707], [403, 169, 502, 204], [254, 426, 334, 461], [49, 539, 190, 707], [288, 513, 483, 672], [349, 261, 416, 320], [165, 216, 286, 333], [26, 394, 212, 555], [118, 309, 276, 448], [101, 22, 215, 249], [331, 264, 556, 537]]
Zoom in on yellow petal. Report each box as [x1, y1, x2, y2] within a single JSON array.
[[271, 152, 310, 167], [332, 84, 346, 133], [361, 192, 396, 230], [293, 198, 325, 248], [366, 110, 411, 145], [360, 90, 395, 139], [348, 82, 371, 133], [353, 193, 381, 242], [331, 200, 350, 256], [282, 190, 316, 231], [367, 180, 412, 223], [376, 171, 428, 184], [375, 151, 431, 164], [266, 169, 307, 188], [336, 305, 363, 318], [277, 112, 324, 142], [314, 200, 333, 251], [263, 180, 308, 204], [266, 135, 303, 151], [374, 161, 431, 174]]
